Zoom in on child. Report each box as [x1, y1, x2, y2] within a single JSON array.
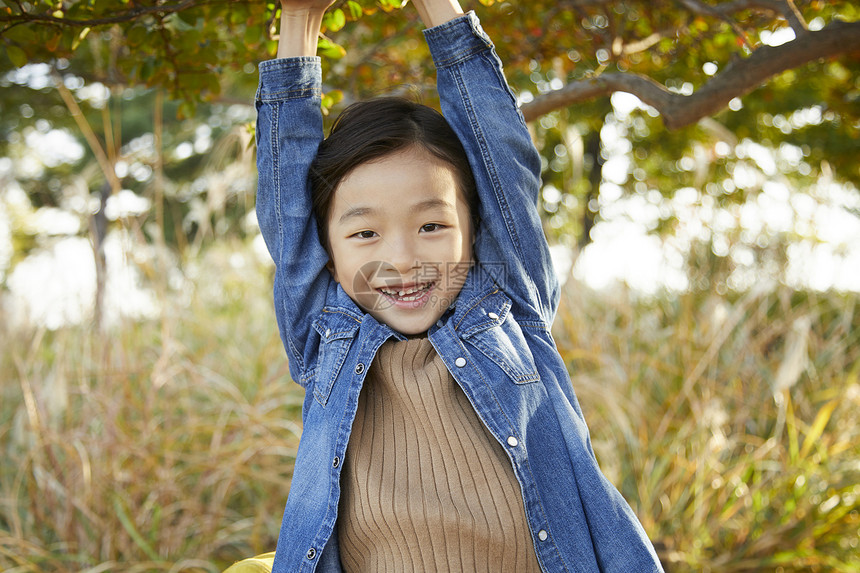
[[242, 0, 665, 571]]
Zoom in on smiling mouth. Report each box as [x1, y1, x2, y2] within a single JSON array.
[[377, 282, 434, 302]]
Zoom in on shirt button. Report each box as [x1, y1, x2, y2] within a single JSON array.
[[488, 312, 499, 320], [538, 529, 548, 542], [332, 456, 340, 468], [507, 436, 519, 447], [354, 363, 365, 374], [306, 547, 316, 560], [455, 357, 467, 367]]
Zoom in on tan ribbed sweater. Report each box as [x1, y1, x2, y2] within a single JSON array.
[[337, 337, 542, 572]]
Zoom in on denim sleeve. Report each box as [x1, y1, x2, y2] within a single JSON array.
[[424, 13, 560, 323], [256, 58, 331, 385]]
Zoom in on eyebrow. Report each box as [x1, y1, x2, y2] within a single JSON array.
[[337, 206, 375, 225], [336, 198, 455, 225], [410, 198, 455, 214]]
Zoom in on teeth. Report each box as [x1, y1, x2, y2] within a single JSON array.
[[380, 283, 430, 298]]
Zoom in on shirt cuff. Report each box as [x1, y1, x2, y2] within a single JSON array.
[[256, 57, 322, 102], [423, 11, 494, 69]]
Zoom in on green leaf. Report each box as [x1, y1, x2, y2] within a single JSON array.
[[321, 89, 344, 113], [140, 58, 156, 82], [176, 9, 197, 26], [346, 1, 363, 20], [177, 99, 196, 119], [5, 44, 27, 67], [327, 89, 343, 105], [70, 26, 90, 51], [244, 24, 259, 46], [164, 12, 193, 32], [265, 39, 278, 57], [317, 37, 346, 60], [378, 0, 403, 11], [323, 8, 346, 32], [229, 4, 249, 25], [127, 25, 148, 47]]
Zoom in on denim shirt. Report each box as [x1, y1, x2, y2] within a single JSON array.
[[256, 12, 663, 573]]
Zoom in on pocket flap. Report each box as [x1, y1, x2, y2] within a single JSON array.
[[310, 309, 361, 405], [458, 290, 539, 385], [312, 308, 362, 341], [457, 289, 512, 338]]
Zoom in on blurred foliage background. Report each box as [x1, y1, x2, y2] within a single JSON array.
[[1, 0, 859, 571]]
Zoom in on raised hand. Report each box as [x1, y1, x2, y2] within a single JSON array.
[[411, 0, 464, 28], [279, 0, 337, 13], [276, 0, 338, 58]]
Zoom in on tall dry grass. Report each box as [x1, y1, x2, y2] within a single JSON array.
[[1, 241, 303, 572], [555, 285, 860, 572], [2, 241, 859, 572]]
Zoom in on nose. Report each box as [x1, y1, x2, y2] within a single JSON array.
[[385, 234, 420, 276]]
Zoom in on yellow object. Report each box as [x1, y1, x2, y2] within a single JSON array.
[[222, 551, 275, 573]]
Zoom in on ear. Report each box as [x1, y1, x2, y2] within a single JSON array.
[[326, 259, 339, 283]]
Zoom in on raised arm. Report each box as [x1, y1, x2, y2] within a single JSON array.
[[276, 0, 335, 58], [256, 0, 338, 386], [420, 10, 560, 322]]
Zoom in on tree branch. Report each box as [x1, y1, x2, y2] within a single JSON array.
[[678, 0, 808, 35], [711, 0, 807, 34], [675, 0, 753, 47], [520, 20, 860, 130], [0, 0, 198, 28]]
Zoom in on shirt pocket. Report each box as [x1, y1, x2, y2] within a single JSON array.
[[311, 311, 360, 406], [460, 291, 541, 385]]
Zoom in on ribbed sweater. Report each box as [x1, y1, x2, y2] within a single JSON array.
[[337, 337, 542, 572]]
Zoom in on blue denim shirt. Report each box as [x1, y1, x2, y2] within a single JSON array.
[[256, 12, 663, 573]]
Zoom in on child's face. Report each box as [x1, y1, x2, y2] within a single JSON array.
[[326, 146, 474, 336]]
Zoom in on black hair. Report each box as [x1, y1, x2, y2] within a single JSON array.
[[309, 97, 479, 249]]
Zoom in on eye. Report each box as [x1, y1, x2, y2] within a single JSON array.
[[351, 230, 377, 239], [420, 223, 444, 233]]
